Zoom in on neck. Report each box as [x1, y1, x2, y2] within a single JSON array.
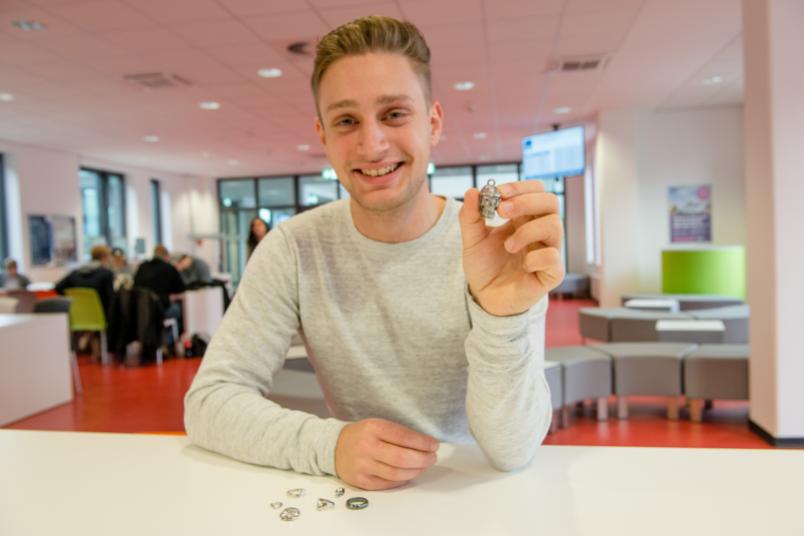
[[350, 191, 446, 243]]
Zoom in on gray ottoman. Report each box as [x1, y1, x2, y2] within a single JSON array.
[[689, 305, 750, 344], [610, 310, 694, 342], [683, 344, 749, 422], [578, 308, 618, 342], [546, 346, 612, 424], [544, 360, 563, 433], [594, 342, 698, 420]]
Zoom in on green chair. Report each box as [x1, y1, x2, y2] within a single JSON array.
[[64, 287, 109, 365]]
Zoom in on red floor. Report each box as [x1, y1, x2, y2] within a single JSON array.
[[4, 298, 774, 449]]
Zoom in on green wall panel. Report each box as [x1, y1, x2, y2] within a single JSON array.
[[662, 247, 746, 299]]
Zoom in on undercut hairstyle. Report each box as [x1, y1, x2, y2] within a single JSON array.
[[311, 16, 433, 116]]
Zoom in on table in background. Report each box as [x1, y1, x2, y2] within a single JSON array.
[[181, 287, 224, 339], [0, 314, 72, 426], [1, 430, 802, 536]]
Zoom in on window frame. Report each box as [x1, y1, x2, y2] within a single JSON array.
[[79, 167, 127, 257]]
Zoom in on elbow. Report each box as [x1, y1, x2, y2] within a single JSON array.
[[486, 447, 538, 473]]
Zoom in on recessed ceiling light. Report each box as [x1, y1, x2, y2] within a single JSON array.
[[702, 75, 723, 86], [0, 93, 14, 102], [453, 81, 475, 91], [257, 68, 283, 79], [199, 101, 221, 110], [297, 144, 310, 151], [554, 106, 572, 114], [143, 135, 159, 143], [227, 159, 239, 166], [473, 132, 487, 140], [12, 20, 47, 32]]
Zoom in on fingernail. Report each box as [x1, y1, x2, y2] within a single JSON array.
[[498, 184, 512, 196], [499, 201, 513, 215], [505, 237, 517, 252]]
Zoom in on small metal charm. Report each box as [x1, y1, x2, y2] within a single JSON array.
[[479, 179, 502, 219], [316, 498, 335, 511], [334, 487, 345, 498], [346, 497, 369, 510], [286, 488, 306, 498], [270, 501, 283, 510], [279, 507, 301, 521]]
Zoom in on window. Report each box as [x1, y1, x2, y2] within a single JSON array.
[[151, 179, 162, 246], [430, 166, 473, 199], [477, 164, 519, 187], [521, 168, 568, 272], [299, 174, 338, 207], [79, 168, 126, 260], [0, 154, 7, 261]]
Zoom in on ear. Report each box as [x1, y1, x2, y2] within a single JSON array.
[[429, 101, 444, 146], [315, 116, 326, 146]]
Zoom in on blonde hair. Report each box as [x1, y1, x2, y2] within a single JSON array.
[[90, 245, 110, 261], [311, 16, 432, 115]]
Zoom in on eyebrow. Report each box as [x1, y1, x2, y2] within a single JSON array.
[[325, 94, 414, 113]]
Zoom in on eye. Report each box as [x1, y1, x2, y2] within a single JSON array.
[[384, 109, 410, 122], [333, 116, 357, 128]]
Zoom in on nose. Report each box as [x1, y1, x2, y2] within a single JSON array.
[[356, 118, 389, 160]]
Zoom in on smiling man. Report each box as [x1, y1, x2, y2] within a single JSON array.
[[185, 16, 564, 491]]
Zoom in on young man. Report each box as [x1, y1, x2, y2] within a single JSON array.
[[55, 245, 115, 320], [185, 16, 564, 491], [0, 258, 31, 290]]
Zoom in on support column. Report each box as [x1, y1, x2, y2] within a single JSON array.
[[743, 0, 804, 444]]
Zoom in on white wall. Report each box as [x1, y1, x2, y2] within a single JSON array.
[[0, 139, 218, 282], [595, 106, 745, 306]]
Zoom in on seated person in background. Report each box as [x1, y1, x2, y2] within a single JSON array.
[[174, 254, 212, 288], [134, 245, 185, 333], [110, 247, 134, 291], [0, 258, 31, 290], [55, 245, 115, 320], [185, 16, 564, 492]]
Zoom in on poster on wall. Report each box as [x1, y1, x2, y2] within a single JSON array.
[[28, 214, 78, 266], [668, 185, 712, 243]]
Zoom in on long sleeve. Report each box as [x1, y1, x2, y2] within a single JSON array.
[[183, 227, 347, 476], [463, 292, 552, 471]]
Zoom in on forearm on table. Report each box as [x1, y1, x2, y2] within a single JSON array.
[[463, 295, 551, 471]]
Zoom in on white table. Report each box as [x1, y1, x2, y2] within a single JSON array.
[[181, 287, 224, 339], [0, 314, 72, 426], [624, 298, 680, 313], [1, 430, 802, 536], [656, 319, 726, 344]]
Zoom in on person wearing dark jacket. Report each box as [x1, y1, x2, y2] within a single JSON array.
[[134, 245, 185, 310], [134, 245, 185, 346], [55, 245, 115, 320]]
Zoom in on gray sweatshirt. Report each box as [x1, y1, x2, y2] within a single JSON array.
[[184, 197, 551, 476]]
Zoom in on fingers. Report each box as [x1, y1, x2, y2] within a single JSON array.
[[497, 192, 559, 221], [503, 214, 563, 253], [374, 439, 438, 469], [371, 419, 439, 452], [497, 180, 546, 198], [524, 248, 565, 287], [458, 188, 487, 249]]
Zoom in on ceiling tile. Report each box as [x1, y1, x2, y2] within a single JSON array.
[[482, 0, 564, 20], [203, 43, 287, 66], [243, 9, 331, 41], [0, 6, 83, 37], [123, 0, 231, 24], [216, 0, 302, 16], [486, 16, 560, 44], [565, 0, 644, 12], [170, 20, 261, 47], [47, 1, 158, 32], [0, 42, 60, 65], [35, 34, 128, 58], [98, 27, 191, 53]]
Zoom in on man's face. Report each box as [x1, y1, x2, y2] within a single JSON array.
[[7, 264, 17, 277], [315, 52, 443, 214]]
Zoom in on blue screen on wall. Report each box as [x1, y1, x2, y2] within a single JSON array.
[[521, 126, 585, 179]]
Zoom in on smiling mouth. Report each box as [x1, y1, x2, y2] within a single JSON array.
[[354, 162, 403, 177]]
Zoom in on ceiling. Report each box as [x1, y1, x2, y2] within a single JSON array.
[[0, 0, 743, 178]]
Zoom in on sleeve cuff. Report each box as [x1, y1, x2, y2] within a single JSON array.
[[465, 287, 548, 341]]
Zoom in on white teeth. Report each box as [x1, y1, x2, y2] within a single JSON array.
[[361, 163, 399, 177]]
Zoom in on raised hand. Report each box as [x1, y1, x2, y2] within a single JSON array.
[[459, 180, 565, 317]]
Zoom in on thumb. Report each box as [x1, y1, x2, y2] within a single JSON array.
[[459, 188, 487, 249]]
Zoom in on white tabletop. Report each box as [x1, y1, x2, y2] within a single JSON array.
[[656, 319, 726, 331], [624, 298, 680, 312], [0, 430, 802, 535]]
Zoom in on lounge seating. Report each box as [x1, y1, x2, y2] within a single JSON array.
[[620, 293, 744, 311], [683, 344, 749, 422], [550, 273, 590, 299], [688, 305, 750, 344], [546, 346, 612, 425], [610, 309, 695, 342], [656, 319, 725, 344], [592, 342, 697, 420], [544, 361, 563, 433]]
